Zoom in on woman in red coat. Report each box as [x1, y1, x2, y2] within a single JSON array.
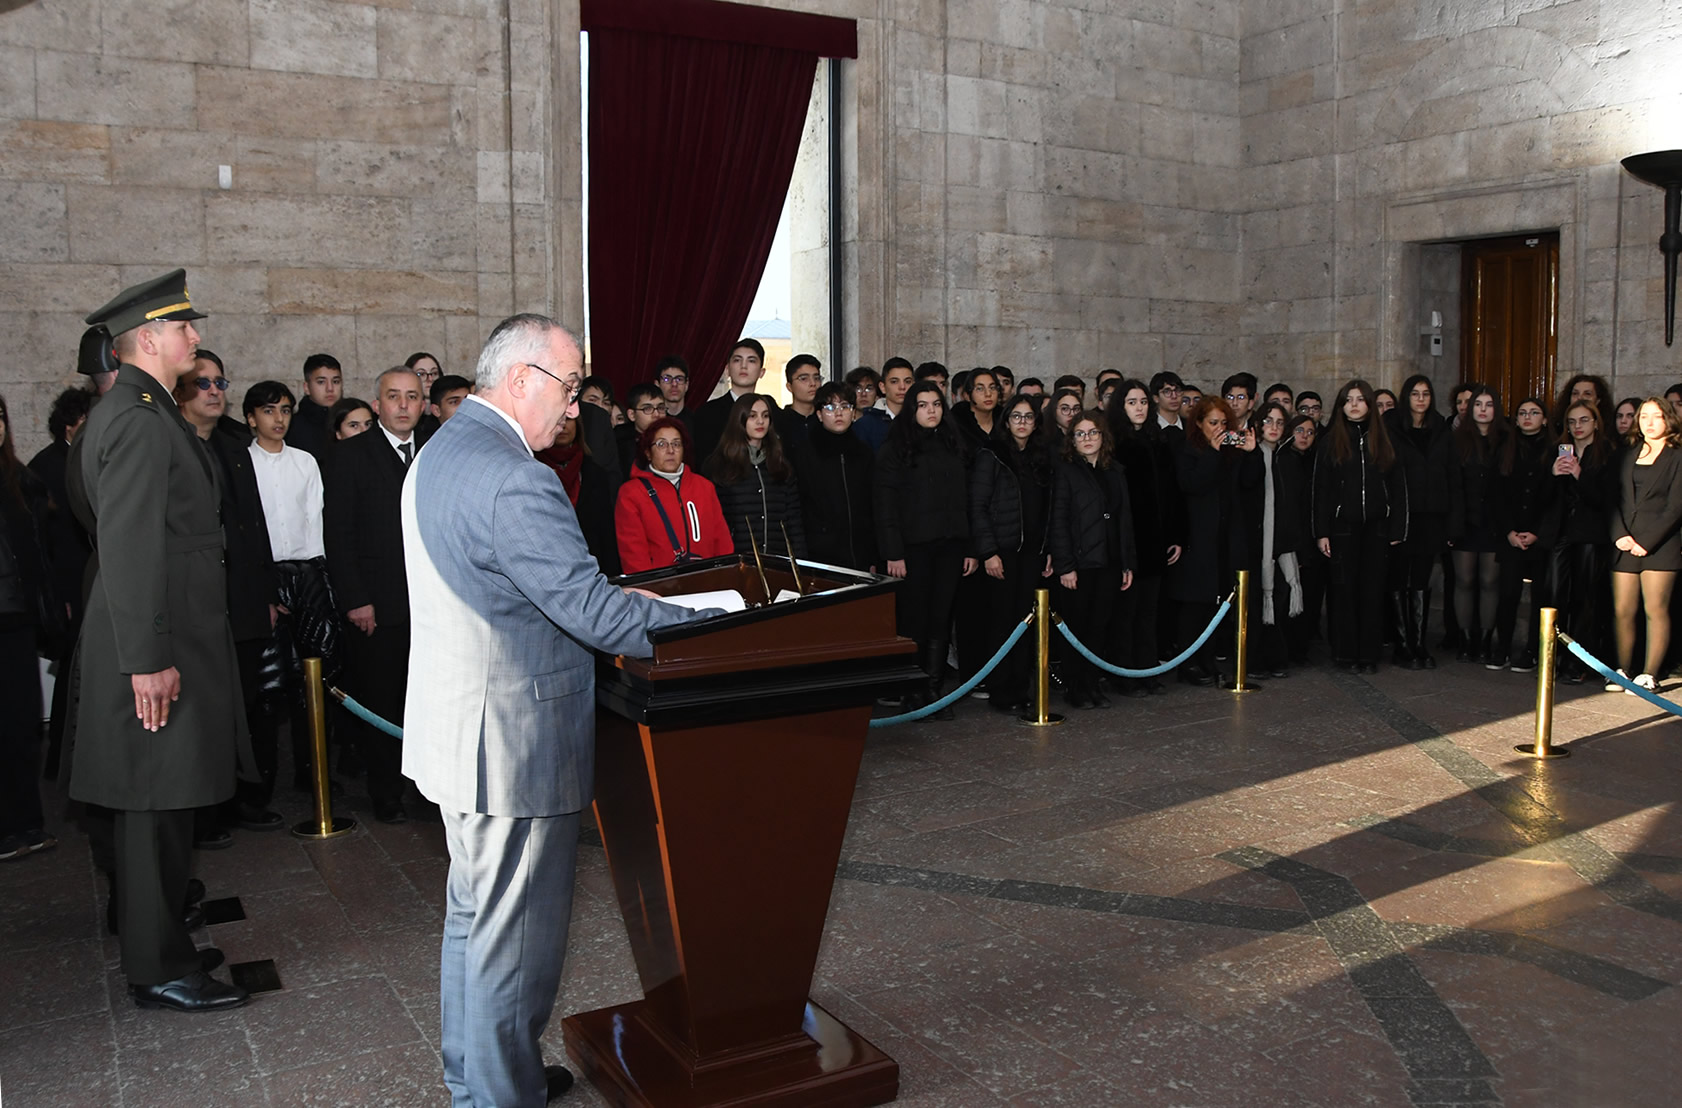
[[615, 416, 733, 572]]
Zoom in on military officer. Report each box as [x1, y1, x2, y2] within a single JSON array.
[[67, 270, 250, 1012]]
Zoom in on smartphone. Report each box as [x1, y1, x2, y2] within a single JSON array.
[[1558, 443, 1575, 458]]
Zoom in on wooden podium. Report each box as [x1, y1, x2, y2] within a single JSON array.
[[563, 555, 922, 1108]]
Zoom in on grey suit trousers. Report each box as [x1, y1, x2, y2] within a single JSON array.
[[439, 808, 581, 1108]]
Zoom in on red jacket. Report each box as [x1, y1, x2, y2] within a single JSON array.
[[614, 465, 734, 572]]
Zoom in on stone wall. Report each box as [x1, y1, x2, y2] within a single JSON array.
[[1239, 0, 1682, 405], [5, 0, 1682, 457], [0, 0, 565, 458]]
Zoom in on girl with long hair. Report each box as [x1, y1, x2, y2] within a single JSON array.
[[1446, 386, 1508, 662], [1384, 374, 1451, 667], [1254, 400, 1305, 677], [1489, 396, 1556, 671], [969, 395, 1053, 712], [1107, 380, 1185, 694], [1050, 412, 1136, 708], [703, 393, 806, 560], [875, 381, 971, 718], [1311, 379, 1407, 672], [1609, 399, 1682, 690], [1548, 400, 1618, 682]]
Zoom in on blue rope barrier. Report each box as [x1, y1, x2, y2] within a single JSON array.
[[1055, 597, 1234, 679], [1559, 635, 1682, 718], [331, 688, 405, 739], [870, 615, 1033, 728]]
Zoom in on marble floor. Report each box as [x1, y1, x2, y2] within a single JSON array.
[[3, 656, 1682, 1107]]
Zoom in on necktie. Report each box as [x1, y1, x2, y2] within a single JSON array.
[[400, 441, 414, 467]]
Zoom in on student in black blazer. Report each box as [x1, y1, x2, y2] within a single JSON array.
[[324, 367, 428, 822], [1610, 398, 1682, 689]]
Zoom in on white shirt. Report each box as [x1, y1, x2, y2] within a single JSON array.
[[1157, 412, 1181, 429], [248, 440, 325, 561], [380, 422, 417, 464], [464, 394, 532, 456]]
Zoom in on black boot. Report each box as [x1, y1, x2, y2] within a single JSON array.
[[926, 640, 955, 721], [1456, 626, 1476, 663], [1414, 590, 1436, 669], [1389, 592, 1412, 667]]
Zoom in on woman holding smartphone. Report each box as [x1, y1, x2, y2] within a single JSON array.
[[1549, 401, 1617, 682], [1609, 398, 1682, 691]]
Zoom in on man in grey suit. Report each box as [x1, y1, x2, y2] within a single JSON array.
[[403, 313, 715, 1106]]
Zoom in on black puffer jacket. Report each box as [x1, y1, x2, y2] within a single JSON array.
[[705, 457, 807, 559], [1050, 458, 1138, 574], [874, 429, 968, 559], [1114, 430, 1185, 576], [1311, 419, 1408, 541], [969, 439, 1050, 561], [792, 427, 876, 570]]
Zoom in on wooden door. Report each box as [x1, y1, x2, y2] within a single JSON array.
[[1460, 232, 1559, 409]]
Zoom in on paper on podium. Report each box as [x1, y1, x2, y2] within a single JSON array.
[[656, 588, 748, 614]]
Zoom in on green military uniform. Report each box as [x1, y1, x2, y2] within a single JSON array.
[[65, 271, 247, 989]]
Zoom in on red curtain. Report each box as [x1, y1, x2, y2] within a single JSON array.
[[584, 4, 852, 402]]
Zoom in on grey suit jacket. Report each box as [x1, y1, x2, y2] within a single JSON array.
[[401, 397, 703, 817]]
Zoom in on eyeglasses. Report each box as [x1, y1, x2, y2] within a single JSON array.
[[1261, 417, 1285, 428], [791, 373, 823, 384], [1007, 412, 1035, 423], [1224, 393, 1247, 402], [658, 374, 688, 385], [1072, 428, 1101, 440], [1057, 404, 1081, 415], [821, 402, 854, 413], [650, 438, 683, 451], [971, 383, 999, 395], [194, 377, 229, 392], [634, 403, 668, 415], [523, 363, 577, 405]]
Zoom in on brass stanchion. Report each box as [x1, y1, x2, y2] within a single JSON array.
[[1019, 588, 1064, 727], [1227, 570, 1256, 693], [1516, 607, 1568, 759], [292, 657, 358, 839]]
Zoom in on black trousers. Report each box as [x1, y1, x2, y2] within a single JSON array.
[[1390, 514, 1445, 590], [114, 807, 198, 985], [0, 627, 45, 837], [1549, 542, 1611, 661], [1328, 522, 1391, 664], [1112, 572, 1161, 676], [981, 551, 1038, 701], [953, 567, 990, 684], [897, 539, 965, 657], [1289, 550, 1327, 662], [1064, 566, 1121, 696], [342, 621, 411, 808]]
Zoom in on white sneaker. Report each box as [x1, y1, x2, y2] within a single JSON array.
[[1634, 673, 1658, 692], [1606, 669, 1628, 693]]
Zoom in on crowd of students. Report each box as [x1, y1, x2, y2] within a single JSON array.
[[4, 342, 1682, 858]]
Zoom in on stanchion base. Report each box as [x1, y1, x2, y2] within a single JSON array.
[[292, 816, 359, 840], [1018, 713, 1065, 727], [1514, 743, 1570, 759], [1222, 678, 1260, 693]]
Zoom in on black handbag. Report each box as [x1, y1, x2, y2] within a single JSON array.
[[638, 477, 702, 564]]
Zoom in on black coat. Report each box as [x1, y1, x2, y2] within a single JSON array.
[[0, 467, 53, 634], [1386, 410, 1451, 516], [578, 457, 622, 576], [1113, 431, 1185, 576], [704, 456, 807, 559], [1447, 433, 1503, 549], [873, 429, 968, 559], [969, 439, 1050, 561], [1170, 443, 1262, 602], [1492, 430, 1558, 554], [1612, 445, 1682, 558], [1553, 443, 1619, 547], [1262, 444, 1307, 560], [1049, 459, 1137, 574], [285, 396, 333, 462], [207, 429, 279, 644], [1312, 420, 1408, 542], [324, 426, 423, 624], [25, 438, 91, 624], [793, 428, 877, 570]]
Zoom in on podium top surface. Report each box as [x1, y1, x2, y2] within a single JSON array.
[[609, 555, 913, 680]]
